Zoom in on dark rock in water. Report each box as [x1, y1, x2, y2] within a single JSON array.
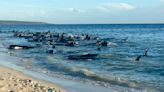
[[48, 88, 53, 92], [67, 53, 98, 60], [9, 45, 34, 50]]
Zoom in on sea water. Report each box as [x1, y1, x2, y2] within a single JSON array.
[[0, 24, 164, 92]]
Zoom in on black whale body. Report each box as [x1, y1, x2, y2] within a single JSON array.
[[67, 54, 98, 60], [9, 45, 34, 50]]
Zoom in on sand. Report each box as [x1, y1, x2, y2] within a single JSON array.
[[0, 65, 67, 92]]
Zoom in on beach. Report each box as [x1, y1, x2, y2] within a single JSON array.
[[0, 65, 67, 92]]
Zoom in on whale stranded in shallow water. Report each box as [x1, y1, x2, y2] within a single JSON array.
[[7, 30, 150, 63], [9, 45, 34, 50], [67, 53, 98, 60], [65, 41, 78, 46]]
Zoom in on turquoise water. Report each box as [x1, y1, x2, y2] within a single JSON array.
[[0, 24, 164, 92]]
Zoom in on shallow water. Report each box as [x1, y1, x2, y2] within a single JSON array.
[[0, 24, 164, 92]]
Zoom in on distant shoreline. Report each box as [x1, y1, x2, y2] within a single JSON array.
[[0, 20, 47, 25], [0, 20, 163, 25]]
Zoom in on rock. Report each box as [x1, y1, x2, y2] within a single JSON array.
[[48, 88, 53, 92]]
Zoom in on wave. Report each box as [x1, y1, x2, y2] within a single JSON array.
[[37, 57, 139, 89]]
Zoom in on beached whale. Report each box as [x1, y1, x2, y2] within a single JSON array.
[[96, 40, 117, 47], [9, 45, 34, 50], [65, 41, 75, 46], [65, 41, 78, 46], [67, 53, 98, 60]]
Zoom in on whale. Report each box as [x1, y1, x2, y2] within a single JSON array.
[[9, 45, 34, 50], [67, 53, 98, 60], [135, 55, 142, 61], [135, 48, 149, 61]]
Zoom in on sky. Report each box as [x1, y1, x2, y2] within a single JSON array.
[[0, 0, 164, 24]]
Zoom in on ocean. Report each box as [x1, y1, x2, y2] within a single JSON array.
[[0, 24, 164, 92]]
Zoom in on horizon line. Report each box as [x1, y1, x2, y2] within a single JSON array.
[[0, 20, 164, 25]]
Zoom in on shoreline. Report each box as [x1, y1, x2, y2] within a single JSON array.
[[0, 53, 119, 92], [0, 64, 67, 92]]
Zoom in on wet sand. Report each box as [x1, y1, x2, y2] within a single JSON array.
[[0, 65, 67, 92]]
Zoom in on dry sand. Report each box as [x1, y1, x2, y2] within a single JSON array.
[[0, 65, 67, 92]]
